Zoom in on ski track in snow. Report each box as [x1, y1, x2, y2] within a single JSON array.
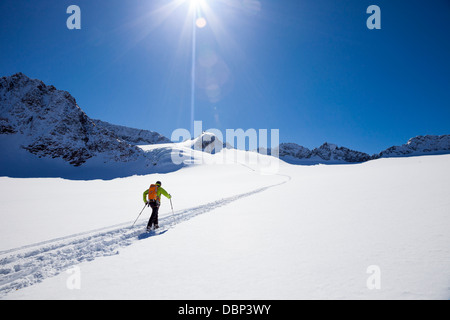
[[0, 177, 289, 298]]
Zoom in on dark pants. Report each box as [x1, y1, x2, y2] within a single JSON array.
[[147, 201, 160, 229]]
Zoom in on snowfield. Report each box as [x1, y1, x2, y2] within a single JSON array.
[[1, 151, 449, 300]]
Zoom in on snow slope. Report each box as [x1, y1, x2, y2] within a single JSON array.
[[1, 152, 449, 300]]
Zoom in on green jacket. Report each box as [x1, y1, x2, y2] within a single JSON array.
[[143, 185, 171, 204]]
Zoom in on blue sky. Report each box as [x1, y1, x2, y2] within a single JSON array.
[[1, 0, 449, 154]]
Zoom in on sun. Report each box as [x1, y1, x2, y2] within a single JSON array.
[[187, 0, 209, 28], [188, 0, 208, 11], [190, 0, 206, 7]]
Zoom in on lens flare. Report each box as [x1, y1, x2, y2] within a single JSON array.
[[196, 17, 207, 28]]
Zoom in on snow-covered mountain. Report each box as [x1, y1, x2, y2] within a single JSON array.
[[1, 73, 449, 179], [0, 73, 176, 179], [277, 142, 372, 164], [374, 135, 450, 158], [277, 135, 450, 164], [1, 74, 450, 300], [190, 131, 234, 154]]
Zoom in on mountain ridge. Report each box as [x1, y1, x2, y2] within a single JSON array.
[[1, 73, 449, 178], [277, 134, 450, 164]]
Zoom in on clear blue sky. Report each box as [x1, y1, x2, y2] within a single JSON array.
[[1, 0, 449, 154]]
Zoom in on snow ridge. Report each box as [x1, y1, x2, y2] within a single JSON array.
[[92, 119, 171, 146]]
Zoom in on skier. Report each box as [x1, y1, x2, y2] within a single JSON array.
[[143, 181, 171, 231]]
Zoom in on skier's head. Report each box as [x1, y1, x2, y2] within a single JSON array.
[[156, 181, 162, 186]]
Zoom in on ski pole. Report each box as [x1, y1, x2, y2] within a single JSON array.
[[170, 198, 176, 225], [132, 203, 147, 227]]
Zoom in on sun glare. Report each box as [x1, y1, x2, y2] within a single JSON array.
[[188, 0, 207, 11], [196, 17, 207, 28], [133, 0, 239, 133], [190, 0, 204, 6], [189, 0, 209, 29]]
